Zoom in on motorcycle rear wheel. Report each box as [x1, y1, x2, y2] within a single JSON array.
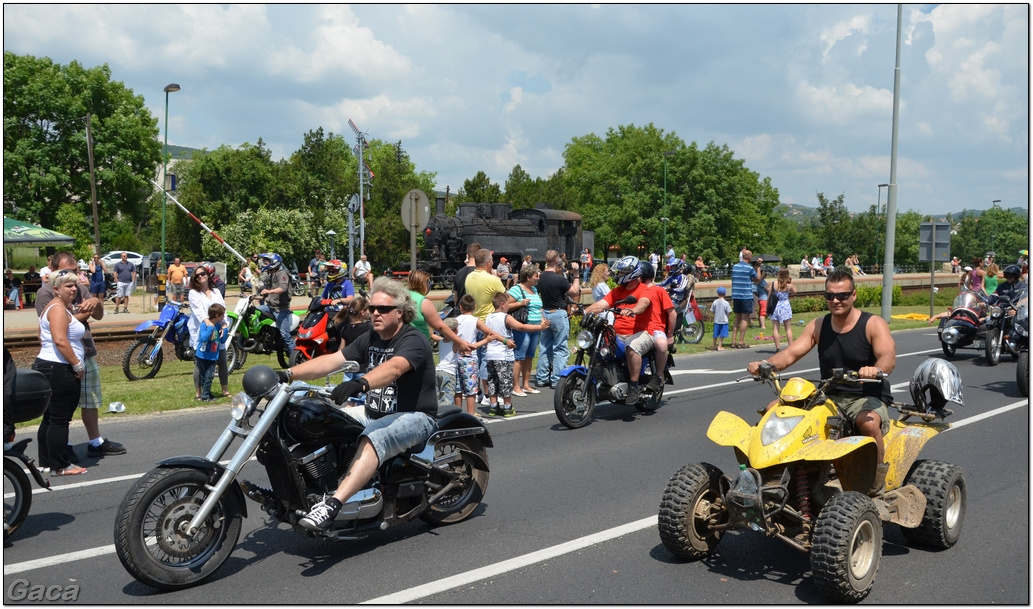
[[554, 371, 596, 429], [277, 348, 291, 369], [635, 377, 664, 412], [683, 321, 705, 344], [114, 467, 243, 591], [123, 338, 164, 381], [658, 462, 726, 560], [419, 438, 489, 525], [4, 458, 31, 540]]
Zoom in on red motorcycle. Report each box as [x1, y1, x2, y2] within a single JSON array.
[[290, 296, 342, 366]]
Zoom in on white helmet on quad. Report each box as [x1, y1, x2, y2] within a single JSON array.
[[909, 359, 964, 413]]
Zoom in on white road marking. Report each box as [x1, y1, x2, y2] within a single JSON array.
[[361, 515, 659, 604], [4, 545, 116, 575]]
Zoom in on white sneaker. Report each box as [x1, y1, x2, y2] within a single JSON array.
[[480, 395, 490, 406]]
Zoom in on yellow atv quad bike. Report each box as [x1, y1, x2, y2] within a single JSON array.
[[658, 361, 966, 603]]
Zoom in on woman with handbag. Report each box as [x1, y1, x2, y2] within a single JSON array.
[[507, 265, 543, 396]]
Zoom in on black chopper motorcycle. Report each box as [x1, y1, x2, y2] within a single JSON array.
[[1005, 283, 1028, 396], [113, 364, 492, 591], [936, 289, 1010, 365]]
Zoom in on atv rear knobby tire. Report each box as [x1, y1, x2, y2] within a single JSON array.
[[900, 460, 966, 550], [811, 491, 882, 603], [658, 462, 726, 560]]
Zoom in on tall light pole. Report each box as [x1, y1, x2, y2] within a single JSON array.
[[160, 83, 181, 276], [875, 183, 889, 271], [990, 199, 1001, 252], [662, 151, 676, 269], [326, 229, 337, 260]]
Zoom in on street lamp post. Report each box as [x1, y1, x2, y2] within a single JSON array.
[[160, 83, 181, 277], [875, 183, 889, 272], [990, 200, 1001, 252], [326, 229, 337, 261], [662, 151, 676, 273]]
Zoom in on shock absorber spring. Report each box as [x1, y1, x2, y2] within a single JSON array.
[[794, 467, 812, 521]]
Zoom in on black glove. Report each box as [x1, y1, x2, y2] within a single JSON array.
[[275, 370, 291, 384], [330, 380, 364, 405]]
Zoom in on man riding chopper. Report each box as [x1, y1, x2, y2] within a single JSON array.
[[747, 267, 895, 495], [276, 276, 440, 530]]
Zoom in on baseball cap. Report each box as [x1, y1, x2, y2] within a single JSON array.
[[717, 286, 727, 296], [500, 257, 507, 263], [963, 266, 973, 272]]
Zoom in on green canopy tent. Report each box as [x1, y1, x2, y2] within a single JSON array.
[[3, 217, 76, 247]]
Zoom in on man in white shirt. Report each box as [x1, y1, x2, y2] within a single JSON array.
[[811, 255, 827, 277], [352, 254, 372, 291], [800, 256, 812, 277]]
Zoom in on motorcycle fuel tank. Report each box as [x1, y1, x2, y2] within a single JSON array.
[[284, 396, 365, 445]]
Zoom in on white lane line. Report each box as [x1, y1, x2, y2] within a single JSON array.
[[361, 515, 658, 604], [4, 545, 116, 575], [946, 400, 1028, 430]]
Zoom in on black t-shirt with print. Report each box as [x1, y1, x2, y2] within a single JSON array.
[[537, 270, 573, 310], [342, 323, 437, 419]]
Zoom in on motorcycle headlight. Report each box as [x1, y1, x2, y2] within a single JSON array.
[[990, 305, 1003, 319], [942, 327, 960, 344], [230, 391, 257, 423], [576, 330, 594, 350], [761, 414, 804, 446], [1014, 305, 1029, 337]]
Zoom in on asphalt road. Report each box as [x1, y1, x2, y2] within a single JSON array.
[[3, 328, 1028, 604]]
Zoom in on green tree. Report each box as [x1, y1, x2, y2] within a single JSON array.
[[457, 171, 502, 204], [950, 205, 1028, 265], [814, 192, 850, 256], [504, 165, 536, 209], [3, 52, 161, 247], [53, 203, 94, 261]]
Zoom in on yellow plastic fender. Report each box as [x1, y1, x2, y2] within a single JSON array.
[[706, 411, 753, 453], [883, 419, 950, 490]]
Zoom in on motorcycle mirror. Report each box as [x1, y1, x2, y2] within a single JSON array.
[[616, 295, 638, 306], [330, 361, 361, 374]]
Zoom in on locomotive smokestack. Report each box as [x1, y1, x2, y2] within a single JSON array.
[[435, 196, 445, 216]]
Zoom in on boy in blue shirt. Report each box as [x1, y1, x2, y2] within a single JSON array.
[[710, 286, 732, 351], [195, 303, 228, 401]]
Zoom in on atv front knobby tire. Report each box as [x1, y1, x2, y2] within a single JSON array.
[[811, 491, 882, 603], [900, 460, 966, 550], [658, 462, 726, 560]]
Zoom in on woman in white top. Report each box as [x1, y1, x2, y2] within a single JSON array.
[[188, 265, 228, 399], [32, 269, 88, 475], [588, 263, 611, 302]]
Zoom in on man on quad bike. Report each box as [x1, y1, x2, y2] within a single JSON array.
[[747, 267, 896, 494]]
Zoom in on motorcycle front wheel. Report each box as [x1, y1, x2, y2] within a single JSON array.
[[227, 338, 247, 371], [123, 338, 164, 381], [277, 348, 291, 369], [554, 371, 596, 429], [419, 438, 490, 526], [984, 327, 1002, 366], [683, 320, 705, 344], [289, 349, 310, 367], [4, 458, 31, 540], [1018, 351, 1029, 397], [114, 467, 244, 591]]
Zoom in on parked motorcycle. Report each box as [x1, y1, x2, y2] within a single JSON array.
[[554, 296, 673, 429], [113, 364, 492, 590], [289, 262, 307, 297], [291, 296, 343, 366], [123, 301, 193, 380], [1006, 283, 1028, 396], [4, 368, 52, 540], [936, 289, 1005, 365], [658, 364, 966, 603], [225, 294, 298, 371]]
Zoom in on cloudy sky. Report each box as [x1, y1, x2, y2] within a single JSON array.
[[4, 4, 1028, 216]]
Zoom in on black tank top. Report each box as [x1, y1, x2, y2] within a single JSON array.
[[817, 311, 892, 402]]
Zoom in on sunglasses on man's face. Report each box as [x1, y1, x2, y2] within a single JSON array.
[[369, 305, 398, 315], [824, 291, 854, 301]]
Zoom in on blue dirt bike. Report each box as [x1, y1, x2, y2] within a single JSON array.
[[122, 300, 241, 381], [554, 296, 674, 429]]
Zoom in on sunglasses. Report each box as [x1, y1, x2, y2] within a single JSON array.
[[824, 291, 854, 301], [369, 305, 398, 315], [194, 272, 207, 277]]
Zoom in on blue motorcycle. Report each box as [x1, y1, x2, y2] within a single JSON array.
[[122, 300, 236, 381], [554, 296, 673, 429]]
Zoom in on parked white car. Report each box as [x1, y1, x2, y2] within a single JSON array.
[[100, 250, 145, 270]]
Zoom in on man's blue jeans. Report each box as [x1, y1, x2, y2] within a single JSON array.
[[258, 305, 295, 353], [536, 309, 569, 387]]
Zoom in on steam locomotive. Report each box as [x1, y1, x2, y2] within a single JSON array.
[[388, 197, 593, 288]]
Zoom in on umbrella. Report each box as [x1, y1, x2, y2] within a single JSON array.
[[3, 217, 76, 247]]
